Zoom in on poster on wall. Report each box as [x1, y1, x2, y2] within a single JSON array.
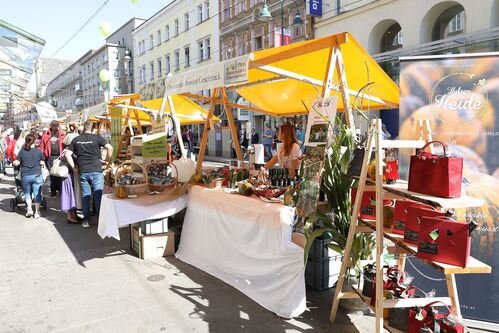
[[399, 52, 499, 324]]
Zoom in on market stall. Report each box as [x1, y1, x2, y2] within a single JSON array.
[[153, 32, 400, 318]]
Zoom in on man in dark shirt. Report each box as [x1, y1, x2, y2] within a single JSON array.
[[251, 128, 259, 144], [65, 120, 113, 228]]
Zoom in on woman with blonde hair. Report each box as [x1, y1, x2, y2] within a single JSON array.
[[263, 123, 302, 177]]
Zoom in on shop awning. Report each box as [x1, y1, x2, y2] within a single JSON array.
[[234, 32, 399, 116], [137, 95, 220, 125]]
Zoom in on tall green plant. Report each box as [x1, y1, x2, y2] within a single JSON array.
[[304, 116, 375, 276]]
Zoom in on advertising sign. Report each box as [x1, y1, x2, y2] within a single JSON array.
[[304, 96, 338, 146], [35, 102, 57, 124], [142, 132, 168, 158], [399, 52, 499, 324], [164, 55, 249, 96], [306, 0, 322, 17], [274, 28, 292, 47]]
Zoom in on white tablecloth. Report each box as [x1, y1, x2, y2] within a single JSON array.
[[98, 193, 187, 240], [176, 186, 306, 318]]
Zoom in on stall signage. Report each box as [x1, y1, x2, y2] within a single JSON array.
[[306, 0, 322, 17], [164, 55, 249, 96], [35, 103, 58, 124], [304, 96, 338, 147], [142, 132, 168, 158]]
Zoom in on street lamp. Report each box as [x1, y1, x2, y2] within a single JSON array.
[[259, 0, 303, 47]]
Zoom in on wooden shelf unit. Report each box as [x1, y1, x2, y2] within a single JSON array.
[[329, 119, 492, 333]]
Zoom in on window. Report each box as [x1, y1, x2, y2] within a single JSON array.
[[222, 0, 231, 21], [157, 30, 162, 45], [165, 25, 170, 40], [236, 0, 247, 15], [198, 41, 204, 61], [174, 50, 180, 71], [149, 62, 154, 81], [97, 58, 100, 67], [184, 46, 190, 67], [198, 38, 211, 61], [175, 19, 179, 36], [141, 65, 146, 82], [205, 1, 210, 19], [449, 11, 465, 33], [236, 34, 247, 56], [165, 54, 171, 74], [157, 58, 162, 77], [184, 13, 190, 30], [198, 5, 203, 23], [149, 35, 154, 49], [252, 27, 263, 50]]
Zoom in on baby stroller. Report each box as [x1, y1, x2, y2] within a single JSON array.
[[9, 166, 47, 212]]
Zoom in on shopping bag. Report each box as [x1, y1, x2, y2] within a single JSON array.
[[41, 165, 50, 183], [408, 301, 464, 333], [408, 141, 463, 198], [417, 216, 476, 267], [404, 206, 448, 245], [351, 187, 391, 220], [391, 200, 433, 235], [49, 151, 69, 178]]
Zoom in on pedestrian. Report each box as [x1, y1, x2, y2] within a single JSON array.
[[65, 120, 113, 228], [0, 130, 7, 175], [5, 129, 22, 162], [12, 134, 46, 218], [40, 120, 66, 197], [61, 124, 82, 224], [251, 128, 259, 144], [262, 123, 273, 162]]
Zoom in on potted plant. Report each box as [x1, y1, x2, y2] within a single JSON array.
[[304, 116, 375, 310]]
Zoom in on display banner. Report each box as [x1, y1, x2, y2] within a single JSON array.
[[164, 55, 249, 96], [142, 132, 168, 158], [35, 102, 58, 124], [274, 28, 292, 47], [110, 107, 122, 161], [304, 96, 338, 147], [399, 53, 499, 324]]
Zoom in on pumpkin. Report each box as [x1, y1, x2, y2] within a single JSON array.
[[114, 185, 127, 199], [493, 168, 499, 181], [452, 170, 499, 260], [400, 62, 444, 104], [399, 104, 487, 162], [443, 145, 488, 174], [400, 95, 425, 120]]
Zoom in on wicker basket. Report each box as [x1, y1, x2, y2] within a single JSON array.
[[115, 161, 149, 196], [146, 159, 178, 192]]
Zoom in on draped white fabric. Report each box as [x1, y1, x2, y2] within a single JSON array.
[[176, 186, 306, 318], [98, 193, 187, 240]]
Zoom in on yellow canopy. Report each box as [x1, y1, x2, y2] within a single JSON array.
[[235, 32, 399, 116], [138, 95, 220, 125]]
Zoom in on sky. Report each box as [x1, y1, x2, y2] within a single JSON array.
[[2, 0, 169, 60]]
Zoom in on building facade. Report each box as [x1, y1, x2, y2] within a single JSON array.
[[219, 0, 310, 61], [132, 0, 220, 101], [314, 0, 499, 80], [45, 54, 84, 114], [105, 18, 145, 95]]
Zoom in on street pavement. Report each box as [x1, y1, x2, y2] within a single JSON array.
[[0, 167, 489, 333]]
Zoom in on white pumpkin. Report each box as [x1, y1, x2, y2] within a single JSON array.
[[172, 157, 196, 183]]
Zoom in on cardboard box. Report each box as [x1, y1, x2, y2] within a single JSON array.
[[131, 226, 175, 259], [141, 218, 169, 235]]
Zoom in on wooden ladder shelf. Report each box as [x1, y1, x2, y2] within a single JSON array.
[[329, 119, 491, 333]]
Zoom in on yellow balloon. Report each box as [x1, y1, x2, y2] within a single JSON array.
[[99, 69, 111, 82], [99, 21, 112, 37]]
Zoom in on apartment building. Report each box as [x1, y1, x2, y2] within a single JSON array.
[[314, 0, 498, 79], [133, 0, 220, 101]]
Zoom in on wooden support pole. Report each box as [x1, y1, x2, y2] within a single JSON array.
[[221, 88, 243, 162], [335, 46, 356, 132], [196, 88, 218, 174], [330, 120, 376, 323], [445, 273, 462, 319], [168, 95, 187, 159], [374, 119, 384, 333]]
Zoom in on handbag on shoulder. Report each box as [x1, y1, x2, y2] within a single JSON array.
[[49, 150, 69, 178]]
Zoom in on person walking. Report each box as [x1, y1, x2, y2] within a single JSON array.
[[60, 124, 82, 224], [0, 130, 7, 175], [12, 134, 46, 218], [40, 120, 66, 196], [65, 120, 113, 228], [262, 123, 273, 162]]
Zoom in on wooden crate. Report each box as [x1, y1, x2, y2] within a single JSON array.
[[131, 225, 175, 259]]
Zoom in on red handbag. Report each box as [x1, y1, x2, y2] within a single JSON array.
[[408, 301, 464, 333], [392, 200, 433, 235], [404, 206, 447, 245], [417, 216, 474, 267], [370, 267, 415, 307], [351, 187, 391, 220], [408, 141, 463, 198]]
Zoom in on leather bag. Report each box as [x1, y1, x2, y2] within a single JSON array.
[[408, 141, 463, 198]]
